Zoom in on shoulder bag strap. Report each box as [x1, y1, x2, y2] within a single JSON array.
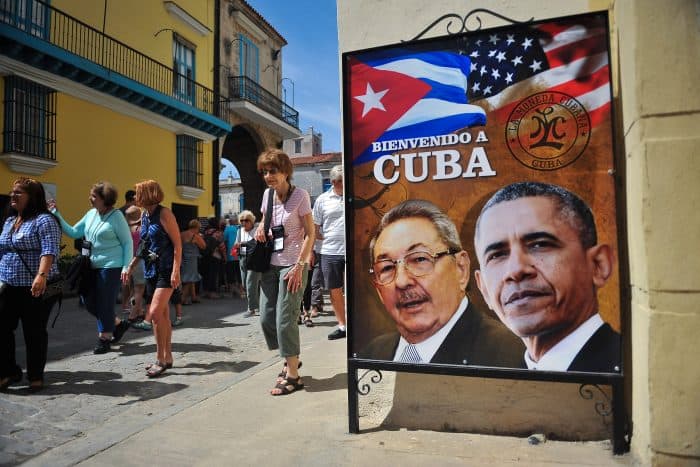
[[263, 188, 274, 234]]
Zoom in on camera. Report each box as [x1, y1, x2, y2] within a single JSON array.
[[74, 239, 92, 256]]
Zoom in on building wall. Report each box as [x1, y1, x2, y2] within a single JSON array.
[[337, 1, 699, 465], [0, 0, 220, 251]]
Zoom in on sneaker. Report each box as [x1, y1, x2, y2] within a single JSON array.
[[111, 320, 130, 343], [93, 339, 111, 354], [328, 328, 346, 340], [173, 316, 183, 327], [243, 310, 257, 318], [133, 320, 153, 331]]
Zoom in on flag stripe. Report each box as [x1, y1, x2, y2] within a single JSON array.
[[388, 98, 485, 131], [541, 25, 607, 52], [376, 58, 469, 90], [483, 51, 609, 109], [545, 34, 608, 68]]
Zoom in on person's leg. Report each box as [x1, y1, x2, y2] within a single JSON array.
[[21, 295, 52, 385], [130, 283, 146, 320], [270, 265, 306, 395], [94, 268, 122, 338], [323, 255, 347, 339], [310, 253, 325, 315], [150, 286, 174, 366], [258, 267, 281, 350], [276, 264, 306, 364], [0, 288, 22, 383]]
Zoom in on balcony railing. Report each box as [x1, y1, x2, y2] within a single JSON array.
[[229, 76, 299, 129], [0, 0, 222, 118]]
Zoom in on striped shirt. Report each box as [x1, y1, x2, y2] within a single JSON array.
[[261, 187, 311, 267]]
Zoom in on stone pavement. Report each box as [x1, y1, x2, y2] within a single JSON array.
[[1, 294, 631, 466]]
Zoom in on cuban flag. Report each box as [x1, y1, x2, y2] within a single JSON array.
[[349, 50, 486, 165]]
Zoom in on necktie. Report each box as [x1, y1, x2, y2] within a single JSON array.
[[399, 344, 422, 363]]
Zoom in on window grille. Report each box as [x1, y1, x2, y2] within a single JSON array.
[[176, 135, 203, 188], [3, 76, 56, 160]]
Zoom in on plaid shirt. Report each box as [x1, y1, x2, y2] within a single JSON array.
[[0, 214, 62, 286]]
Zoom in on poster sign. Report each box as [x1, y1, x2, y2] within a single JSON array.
[[344, 12, 622, 376]]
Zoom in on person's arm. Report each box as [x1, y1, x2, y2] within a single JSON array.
[[52, 209, 90, 239], [283, 212, 315, 293], [314, 223, 323, 241], [112, 211, 133, 284], [32, 215, 61, 297], [160, 207, 182, 288], [192, 231, 206, 249]]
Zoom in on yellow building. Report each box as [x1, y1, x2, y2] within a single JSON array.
[[0, 0, 230, 237]]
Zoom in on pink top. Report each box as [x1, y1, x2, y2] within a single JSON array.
[[261, 186, 311, 267]]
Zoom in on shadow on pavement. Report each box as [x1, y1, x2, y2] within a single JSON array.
[[303, 372, 347, 393], [1, 370, 188, 403], [176, 360, 259, 376], [112, 342, 234, 357]]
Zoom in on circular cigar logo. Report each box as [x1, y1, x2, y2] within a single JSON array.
[[505, 91, 591, 171]]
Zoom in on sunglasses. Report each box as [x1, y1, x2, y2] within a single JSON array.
[[241, 219, 253, 223], [259, 167, 279, 176]]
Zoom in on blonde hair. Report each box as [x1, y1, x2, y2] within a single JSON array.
[[188, 219, 201, 230], [238, 210, 255, 223], [134, 180, 164, 206]]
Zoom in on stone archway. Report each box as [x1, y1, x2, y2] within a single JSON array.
[[221, 125, 266, 219]]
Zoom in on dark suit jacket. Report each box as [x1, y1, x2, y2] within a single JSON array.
[[359, 302, 525, 367], [567, 323, 621, 373]]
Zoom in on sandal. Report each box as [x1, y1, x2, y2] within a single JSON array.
[[145, 361, 173, 370], [146, 362, 168, 378], [304, 316, 314, 327], [270, 376, 304, 396], [277, 360, 302, 379]]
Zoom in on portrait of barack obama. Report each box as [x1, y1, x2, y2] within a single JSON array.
[[474, 182, 621, 373], [359, 199, 523, 367]]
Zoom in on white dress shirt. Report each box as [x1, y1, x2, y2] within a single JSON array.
[[524, 313, 604, 371], [393, 297, 469, 363]]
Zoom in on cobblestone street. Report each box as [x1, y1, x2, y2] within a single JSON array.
[[0, 293, 338, 465]]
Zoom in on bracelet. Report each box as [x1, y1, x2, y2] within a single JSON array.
[[37, 271, 47, 277]]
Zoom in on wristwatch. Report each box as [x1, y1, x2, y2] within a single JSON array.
[[297, 260, 307, 267]]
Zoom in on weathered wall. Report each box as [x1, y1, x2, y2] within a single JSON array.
[[338, 0, 700, 464]]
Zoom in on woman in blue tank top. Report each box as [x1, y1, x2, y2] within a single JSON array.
[[126, 180, 181, 378]]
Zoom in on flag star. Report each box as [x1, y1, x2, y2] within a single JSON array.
[[475, 39, 482, 46], [488, 34, 499, 44], [479, 65, 487, 76], [488, 49, 497, 58], [483, 85, 492, 95], [471, 82, 481, 93], [529, 59, 542, 72], [506, 34, 515, 45], [354, 83, 388, 118], [470, 50, 479, 58], [511, 55, 523, 66], [470, 62, 477, 72], [491, 68, 500, 80], [522, 37, 533, 50], [505, 72, 513, 84], [496, 51, 507, 62]]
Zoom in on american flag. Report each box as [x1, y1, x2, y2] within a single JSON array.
[[462, 15, 610, 128]]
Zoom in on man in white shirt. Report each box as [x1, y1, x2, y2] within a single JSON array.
[[360, 199, 523, 366], [313, 166, 347, 340], [474, 182, 621, 373]]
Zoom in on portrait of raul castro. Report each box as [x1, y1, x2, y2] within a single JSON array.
[[359, 199, 524, 367]]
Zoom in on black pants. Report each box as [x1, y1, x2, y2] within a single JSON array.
[[0, 285, 54, 382], [201, 256, 220, 293]]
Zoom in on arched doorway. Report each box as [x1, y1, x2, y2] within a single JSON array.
[[221, 125, 265, 219]]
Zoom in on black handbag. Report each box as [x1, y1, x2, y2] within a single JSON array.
[[11, 238, 65, 327], [246, 188, 275, 273], [65, 254, 93, 295]]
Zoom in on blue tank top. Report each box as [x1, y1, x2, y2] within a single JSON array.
[[141, 205, 174, 278]]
